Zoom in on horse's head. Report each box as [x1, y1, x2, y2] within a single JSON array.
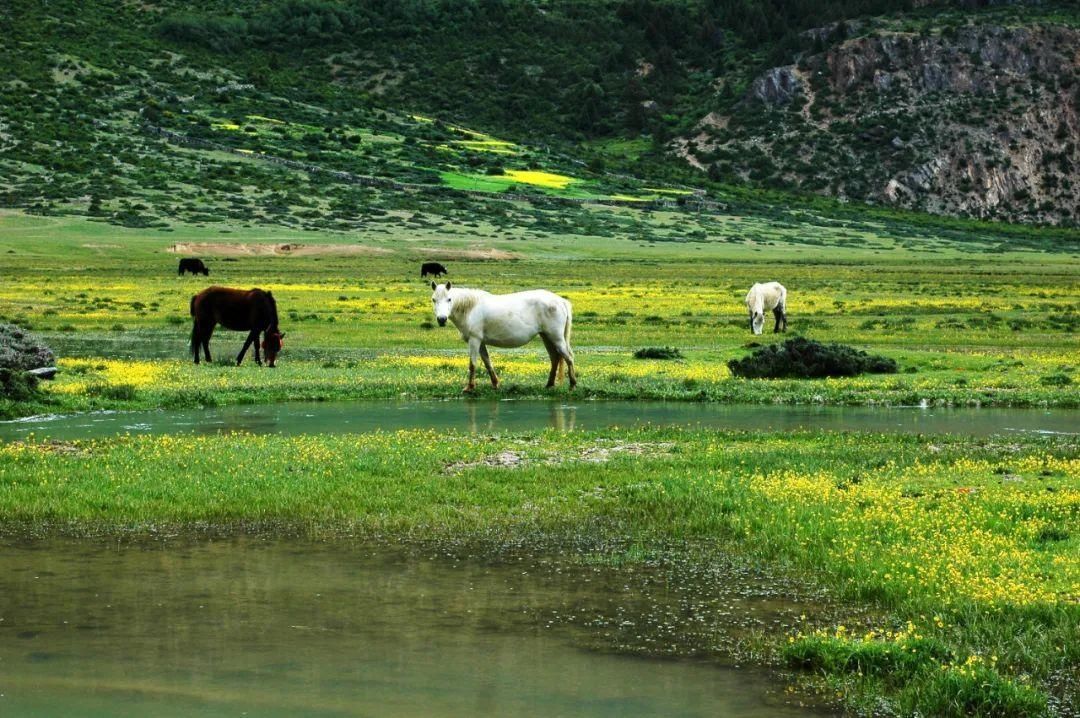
[[750, 311, 765, 335], [262, 329, 285, 367], [430, 281, 452, 327]]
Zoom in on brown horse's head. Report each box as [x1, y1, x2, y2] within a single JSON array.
[[262, 330, 284, 367]]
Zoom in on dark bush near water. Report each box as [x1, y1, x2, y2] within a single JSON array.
[[0, 323, 55, 401], [0, 323, 55, 371], [0, 368, 39, 401], [728, 337, 897, 379]]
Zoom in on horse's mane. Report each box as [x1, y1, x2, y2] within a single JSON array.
[[746, 284, 764, 312], [262, 289, 279, 330], [449, 287, 488, 319]]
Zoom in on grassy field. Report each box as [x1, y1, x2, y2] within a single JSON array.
[[2, 427, 1076, 716], [1, 211, 1077, 418], [1, 208, 1078, 716], [4, 1, 1079, 714]]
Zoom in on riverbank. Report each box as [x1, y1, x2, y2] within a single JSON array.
[[4, 398, 1079, 443], [2, 347, 1078, 422], [1, 427, 1076, 716]]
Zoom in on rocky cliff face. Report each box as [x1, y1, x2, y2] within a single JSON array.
[[678, 22, 1079, 225]]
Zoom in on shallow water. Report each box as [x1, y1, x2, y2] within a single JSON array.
[[1, 398, 1076, 441], [0, 538, 826, 717]]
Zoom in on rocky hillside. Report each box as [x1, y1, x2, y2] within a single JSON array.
[[678, 18, 1080, 225]]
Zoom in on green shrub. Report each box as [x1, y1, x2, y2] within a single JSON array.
[[0, 368, 39, 401], [1039, 373, 1073, 387], [633, 346, 684, 360], [728, 337, 898, 378]]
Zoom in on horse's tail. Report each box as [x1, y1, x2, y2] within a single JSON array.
[[556, 300, 573, 382], [189, 295, 198, 357]]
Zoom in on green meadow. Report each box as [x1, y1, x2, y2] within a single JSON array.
[[1, 210, 1077, 417], [1, 206, 1078, 715], [3, 426, 1077, 717], [3, 0, 1079, 713]]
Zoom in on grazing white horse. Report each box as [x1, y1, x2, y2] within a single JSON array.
[[745, 282, 788, 335], [431, 282, 576, 392]]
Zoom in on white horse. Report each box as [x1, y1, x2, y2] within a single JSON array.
[[430, 282, 576, 392], [745, 282, 788, 335]]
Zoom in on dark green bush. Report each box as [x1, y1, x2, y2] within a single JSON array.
[[0, 368, 39, 401], [1039, 373, 1073, 387], [728, 337, 897, 378], [633, 346, 684, 360]]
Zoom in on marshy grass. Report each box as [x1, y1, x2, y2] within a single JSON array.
[[0, 427, 1075, 714]]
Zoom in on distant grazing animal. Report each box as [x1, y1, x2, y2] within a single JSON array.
[[746, 282, 787, 335], [430, 282, 575, 392], [189, 287, 284, 367], [420, 262, 448, 279], [178, 258, 209, 276]]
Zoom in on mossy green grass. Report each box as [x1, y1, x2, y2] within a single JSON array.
[[2, 428, 1076, 715], [1, 210, 1077, 716], [1, 212, 1076, 418]]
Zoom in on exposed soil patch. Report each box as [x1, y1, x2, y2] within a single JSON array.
[[445, 450, 527, 474], [416, 247, 519, 261], [446, 441, 674, 474], [11, 439, 90, 457], [574, 441, 675, 463], [167, 242, 392, 257]]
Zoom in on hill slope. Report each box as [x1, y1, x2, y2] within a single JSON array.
[[1, 0, 1078, 230], [678, 12, 1080, 225]]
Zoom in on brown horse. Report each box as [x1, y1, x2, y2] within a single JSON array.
[[190, 287, 284, 367]]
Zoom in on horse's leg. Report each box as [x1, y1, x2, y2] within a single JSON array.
[[551, 336, 576, 389], [202, 323, 214, 363], [236, 329, 258, 366], [544, 334, 561, 386], [773, 306, 783, 333], [479, 343, 499, 389], [191, 322, 201, 364], [254, 331, 263, 366], [464, 338, 481, 393]]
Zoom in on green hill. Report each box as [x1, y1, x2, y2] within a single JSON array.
[[1, 0, 1078, 231]]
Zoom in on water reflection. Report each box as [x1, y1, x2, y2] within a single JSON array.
[[0, 538, 825, 718], [1, 399, 1075, 442]]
